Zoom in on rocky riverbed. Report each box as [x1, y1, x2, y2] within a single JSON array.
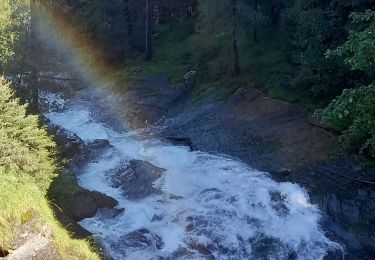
[[41, 75, 374, 259], [100, 75, 375, 259]]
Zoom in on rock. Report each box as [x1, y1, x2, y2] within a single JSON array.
[[62, 190, 118, 221], [102, 75, 190, 129], [47, 124, 90, 166], [116, 229, 164, 251], [294, 160, 375, 259], [87, 139, 112, 150], [184, 71, 197, 88], [165, 136, 197, 151], [169, 194, 184, 200], [280, 168, 291, 176], [151, 215, 163, 222], [159, 87, 338, 174], [189, 243, 213, 257], [110, 160, 165, 200], [51, 204, 92, 239], [5, 223, 59, 260], [51, 126, 86, 156], [97, 207, 125, 218]]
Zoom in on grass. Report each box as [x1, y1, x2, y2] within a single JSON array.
[[48, 172, 84, 203], [0, 171, 98, 259]]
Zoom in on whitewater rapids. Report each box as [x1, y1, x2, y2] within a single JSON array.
[[43, 90, 342, 260]]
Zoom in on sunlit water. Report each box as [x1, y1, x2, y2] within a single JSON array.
[[43, 90, 342, 260]]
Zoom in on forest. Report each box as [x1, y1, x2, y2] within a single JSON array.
[[1, 0, 375, 259], [2, 0, 375, 159]]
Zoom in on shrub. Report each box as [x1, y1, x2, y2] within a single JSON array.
[[316, 84, 375, 157]]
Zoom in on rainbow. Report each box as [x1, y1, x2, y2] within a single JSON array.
[[33, 3, 117, 88]]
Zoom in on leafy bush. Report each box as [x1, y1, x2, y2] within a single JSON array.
[[316, 84, 375, 157], [317, 11, 375, 157]]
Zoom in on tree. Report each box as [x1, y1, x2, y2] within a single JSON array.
[[280, 0, 352, 101], [0, 77, 55, 191], [0, 77, 99, 259], [145, 0, 153, 61], [232, 0, 240, 75], [0, 0, 29, 74], [29, 0, 39, 112], [317, 11, 375, 157]]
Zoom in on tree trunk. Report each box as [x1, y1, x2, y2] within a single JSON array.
[[30, 0, 39, 113], [124, 3, 134, 50], [145, 0, 153, 61], [232, 0, 240, 76], [271, 6, 278, 25], [253, 0, 258, 42]]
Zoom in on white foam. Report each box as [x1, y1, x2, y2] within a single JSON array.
[[39, 91, 65, 111], [45, 95, 342, 260]]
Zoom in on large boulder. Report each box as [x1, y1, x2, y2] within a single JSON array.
[[110, 160, 165, 200], [46, 124, 91, 167], [49, 171, 118, 238], [114, 229, 164, 253], [62, 190, 118, 221], [87, 139, 112, 150], [184, 71, 197, 88]]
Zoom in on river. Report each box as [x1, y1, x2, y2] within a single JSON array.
[[42, 88, 342, 259]]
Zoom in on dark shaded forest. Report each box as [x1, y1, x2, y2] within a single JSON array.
[[9, 0, 375, 160]]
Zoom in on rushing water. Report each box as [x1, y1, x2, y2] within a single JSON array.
[[43, 89, 342, 260]]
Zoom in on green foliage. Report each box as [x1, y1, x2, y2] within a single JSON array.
[[282, 0, 349, 102], [0, 78, 98, 259], [48, 172, 83, 202], [318, 10, 375, 157], [317, 85, 375, 157], [0, 0, 29, 72], [328, 10, 375, 72], [0, 77, 56, 191]]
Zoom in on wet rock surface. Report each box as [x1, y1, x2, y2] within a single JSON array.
[[46, 123, 91, 167], [164, 136, 197, 151], [109, 160, 165, 200], [291, 160, 375, 259], [44, 119, 119, 238], [87, 139, 113, 150], [61, 190, 118, 221], [159, 87, 337, 174], [105, 78, 337, 173], [115, 229, 164, 251], [103, 75, 189, 129]]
